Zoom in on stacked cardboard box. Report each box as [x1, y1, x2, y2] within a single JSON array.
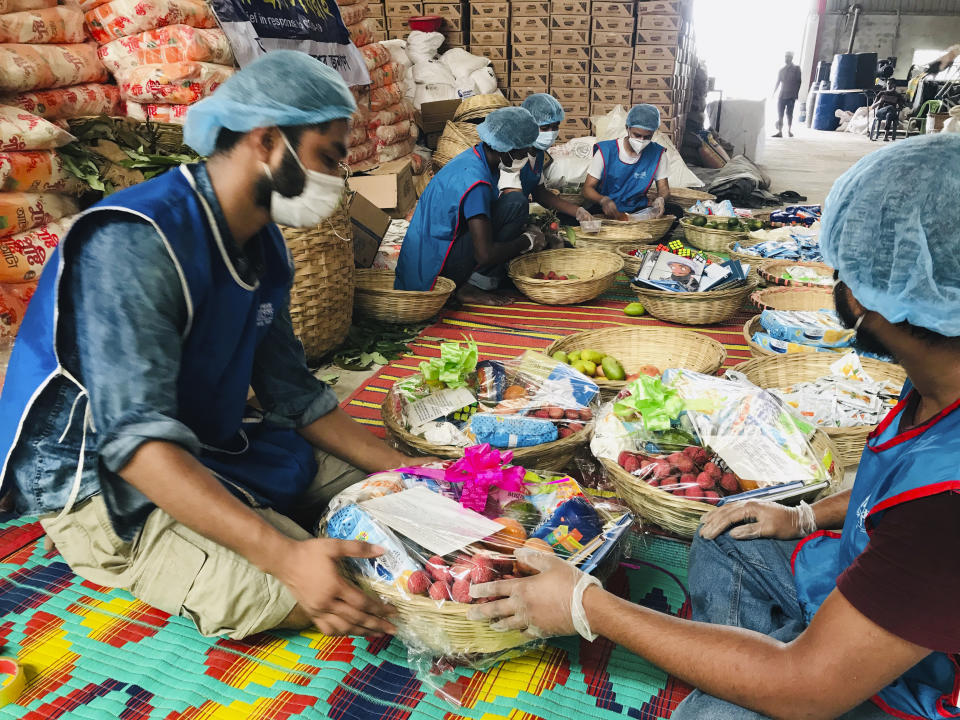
[[588, 0, 633, 123], [506, 1, 550, 103], [426, 1, 468, 48], [470, 0, 510, 82], [547, 0, 587, 140], [633, 0, 696, 147], [386, 0, 422, 39], [366, 1, 387, 43]]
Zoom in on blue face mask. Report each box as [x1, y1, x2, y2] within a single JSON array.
[[534, 130, 559, 150]]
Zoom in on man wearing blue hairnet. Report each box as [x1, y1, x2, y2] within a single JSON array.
[[583, 104, 671, 221], [394, 106, 547, 305], [466, 134, 960, 720], [0, 51, 429, 640]]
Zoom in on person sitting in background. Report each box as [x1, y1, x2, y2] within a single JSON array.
[[468, 134, 960, 720], [872, 79, 905, 141], [394, 106, 545, 306], [582, 104, 669, 222]]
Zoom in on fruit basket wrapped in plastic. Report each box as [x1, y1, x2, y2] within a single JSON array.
[[319, 445, 632, 665], [591, 370, 843, 537]]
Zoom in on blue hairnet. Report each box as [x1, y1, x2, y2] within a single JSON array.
[[477, 107, 539, 152], [627, 104, 661, 130], [184, 50, 357, 156], [522, 93, 565, 125], [821, 133, 960, 336]]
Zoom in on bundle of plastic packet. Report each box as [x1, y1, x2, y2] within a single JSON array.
[[760, 310, 854, 349]]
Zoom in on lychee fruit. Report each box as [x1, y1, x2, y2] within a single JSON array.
[[451, 578, 473, 604], [470, 563, 496, 584], [547, 407, 564, 419], [623, 455, 641, 474], [720, 472, 740, 493], [684, 486, 704, 499], [675, 456, 695, 474], [694, 448, 710, 466], [618, 450, 634, 466], [578, 408, 593, 421], [429, 581, 452, 601], [682, 446, 700, 459], [558, 427, 574, 438], [702, 490, 721, 505], [405, 570, 431, 595], [696, 471, 716, 490], [679, 472, 698, 487], [426, 555, 451, 583], [565, 409, 579, 420], [704, 461, 723, 480]]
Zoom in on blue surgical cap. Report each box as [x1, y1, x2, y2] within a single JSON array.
[[821, 133, 960, 337], [627, 104, 661, 131], [477, 107, 539, 152], [522, 93, 565, 126], [184, 50, 357, 156]]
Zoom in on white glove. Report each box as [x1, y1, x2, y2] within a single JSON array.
[[522, 226, 547, 252], [575, 206, 594, 223], [699, 500, 817, 541], [650, 196, 666, 218]]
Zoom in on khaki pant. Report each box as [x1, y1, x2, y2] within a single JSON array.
[[41, 451, 365, 640]]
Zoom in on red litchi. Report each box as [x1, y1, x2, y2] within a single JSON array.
[[694, 448, 710, 466], [720, 472, 740, 493], [623, 455, 641, 474], [558, 427, 574, 438], [703, 490, 721, 505], [567, 422, 584, 433], [618, 450, 634, 466], [429, 581, 451, 601], [565, 409, 579, 420], [652, 460, 672, 478], [405, 570, 431, 595], [533, 409, 550, 418], [682, 446, 699, 459], [470, 563, 496, 584], [675, 456, 695, 474], [684, 486, 704, 499], [450, 563, 472, 581], [667, 451, 685, 465], [696, 471, 716, 490], [579, 408, 593, 421], [547, 407, 564, 419], [451, 578, 473, 604], [426, 555, 451, 583], [679, 473, 698, 487], [704, 461, 722, 480]]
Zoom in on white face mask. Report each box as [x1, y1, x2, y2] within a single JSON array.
[[499, 154, 529, 174], [629, 137, 651, 153], [534, 130, 558, 150], [266, 133, 344, 228]]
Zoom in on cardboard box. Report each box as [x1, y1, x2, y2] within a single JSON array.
[[591, 1, 632, 16], [419, 98, 462, 133], [349, 158, 417, 220], [346, 191, 391, 269], [551, 44, 590, 60], [590, 100, 625, 115], [442, 29, 466, 43], [629, 73, 676, 90], [387, 16, 412, 30], [365, 3, 385, 17], [370, 29, 388, 42], [592, 74, 629, 90], [511, 0, 550, 15], [633, 44, 679, 60], [512, 44, 550, 59], [369, 16, 386, 30], [553, 86, 590, 114], [635, 30, 679, 45], [560, 115, 591, 135], [551, 28, 589, 44], [511, 71, 549, 87], [591, 87, 632, 105], [633, 59, 678, 76], [591, 59, 631, 76], [591, 16, 634, 33], [424, 2, 463, 16], [652, 103, 677, 118], [512, 15, 550, 31], [639, 13, 682, 30], [551, 0, 589, 11], [592, 30, 632, 47], [385, 0, 422, 14], [472, 16, 507, 31], [512, 29, 550, 45], [507, 86, 548, 102], [439, 16, 463, 30], [636, 0, 685, 15], [489, 58, 509, 75], [551, 72, 588, 88], [631, 88, 676, 104], [552, 58, 589, 74], [470, 30, 507, 44], [551, 14, 590, 30], [512, 58, 550, 73], [470, 1, 508, 16], [592, 45, 632, 62]]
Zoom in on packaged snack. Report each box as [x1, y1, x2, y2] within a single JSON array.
[[759, 309, 854, 349], [751, 332, 847, 356], [97, 25, 234, 75], [326, 504, 422, 583], [0, 151, 85, 193], [368, 61, 402, 89], [0, 43, 107, 93], [0, 192, 77, 238], [84, 0, 217, 44], [0, 5, 85, 44], [118, 62, 234, 104], [469, 414, 558, 449], [2, 83, 122, 120], [0, 106, 76, 150], [0, 214, 74, 283]]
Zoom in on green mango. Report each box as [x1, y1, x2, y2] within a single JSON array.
[[573, 359, 596, 376], [552, 350, 569, 364], [581, 349, 606, 364], [624, 302, 645, 317], [601, 356, 626, 381], [567, 350, 581, 363], [691, 215, 707, 227]]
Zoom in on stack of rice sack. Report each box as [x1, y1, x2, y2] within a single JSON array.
[[0, 0, 120, 120], [347, 85, 376, 173], [341, 0, 375, 51], [82, 0, 234, 124], [362, 42, 414, 165], [0, 105, 80, 338]]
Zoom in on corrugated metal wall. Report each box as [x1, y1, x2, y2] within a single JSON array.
[[826, 0, 960, 13]]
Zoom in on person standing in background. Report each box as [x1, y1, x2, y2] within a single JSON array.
[[773, 51, 802, 138]]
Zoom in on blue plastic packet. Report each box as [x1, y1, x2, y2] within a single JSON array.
[[326, 505, 420, 583], [531, 497, 603, 557]]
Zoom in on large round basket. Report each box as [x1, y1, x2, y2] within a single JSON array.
[[652, 187, 715, 207], [508, 249, 623, 305], [632, 278, 758, 326], [354, 270, 455, 324], [726, 237, 766, 266], [601, 429, 843, 537], [679, 218, 748, 252], [757, 260, 834, 289], [616, 243, 656, 276], [732, 353, 906, 468], [741, 314, 843, 358], [381, 385, 590, 468], [434, 121, 475, 168], [284, 206, 354, 364], [453, 92, 509, 121], [574, 219, 655, 248], [629, 215, 676, 242], [545, 326, 726, 398], [751, 286, 834, 312]]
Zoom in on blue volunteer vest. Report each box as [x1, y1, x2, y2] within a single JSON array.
[[793, 382, 960, 719], [593, 139, 665, 213], [0, 165, 317, 515], [519, 149, 546, 198], [395, 144, 495, 291]]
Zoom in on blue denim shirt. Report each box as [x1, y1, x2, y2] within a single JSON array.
[[8, 164, 337, 539]]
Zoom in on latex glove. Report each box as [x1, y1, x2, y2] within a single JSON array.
[[601, 197, 628, 221], [699, 500, 817, 541], [650, 196, 666, 218], [523, 226, 547, 252], [466, 548, 602, 639], [575, 206, 593, 223]]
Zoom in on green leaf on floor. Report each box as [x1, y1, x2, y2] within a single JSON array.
[[332, 318, 428, 370]]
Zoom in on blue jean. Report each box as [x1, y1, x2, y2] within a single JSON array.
[[670, 533, 891, 720], [440, 191, 529, 289]]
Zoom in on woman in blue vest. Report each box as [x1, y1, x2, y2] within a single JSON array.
[[0, 52, 432, 641], [465, 135, 960, 720], [395, 106, 547, 306], [583, 104, 671, 221]]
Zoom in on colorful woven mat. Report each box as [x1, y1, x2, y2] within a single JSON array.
[[0, 517, 690, 719]]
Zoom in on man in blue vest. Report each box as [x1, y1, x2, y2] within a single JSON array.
[[394, 106, 547, 306], [0, 51, 432, 640], [582, 104, 671, 221], [466, 134, 960, 719]]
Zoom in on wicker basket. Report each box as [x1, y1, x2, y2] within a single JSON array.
[[382, 385, 589, 468], [602, 429, 843, 537], [629, 215, 676, 243], [725, 237, 767, 266], [751, 286, 834, 312], [283, 205, 354, 363], [545, 326, 726, 398], [616, 243, 656, 276], [679, 218, 748, 252], [453, 92, 509, 121], [434, 121, 473, 168], [574, 219, 657, 245], [732, 353, 906, 467], [632, 278, 758, 326], [354, 270, 455, 324], [652, 187, 715, 207], [758, 260, 834, 289], [508, 249, 623, 305]]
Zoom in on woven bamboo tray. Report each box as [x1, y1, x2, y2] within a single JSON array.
[[680, 218, 748, 252], [545, 326, 726, 398], [757, 260, 834, 289], [616, 244, 656, 276], [632, 278, 758, 326], [283, 205, 354, 363], [726, 237, 767, 266], [751, 286, 834, 312], [508, 249, 622, 305], [652, 187, 715, 207], [382, 385, 589, 468], [453, 93, 509, 121], [628, 215, 676, 243], [602, 429, 843, 537], [354, 270, 455, 324], [574, 220, 656, 247], [732, 353, 906, 467]]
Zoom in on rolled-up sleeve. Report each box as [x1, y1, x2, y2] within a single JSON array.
[[67, 214, 201, 472], [250, 300, 338, 429]]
